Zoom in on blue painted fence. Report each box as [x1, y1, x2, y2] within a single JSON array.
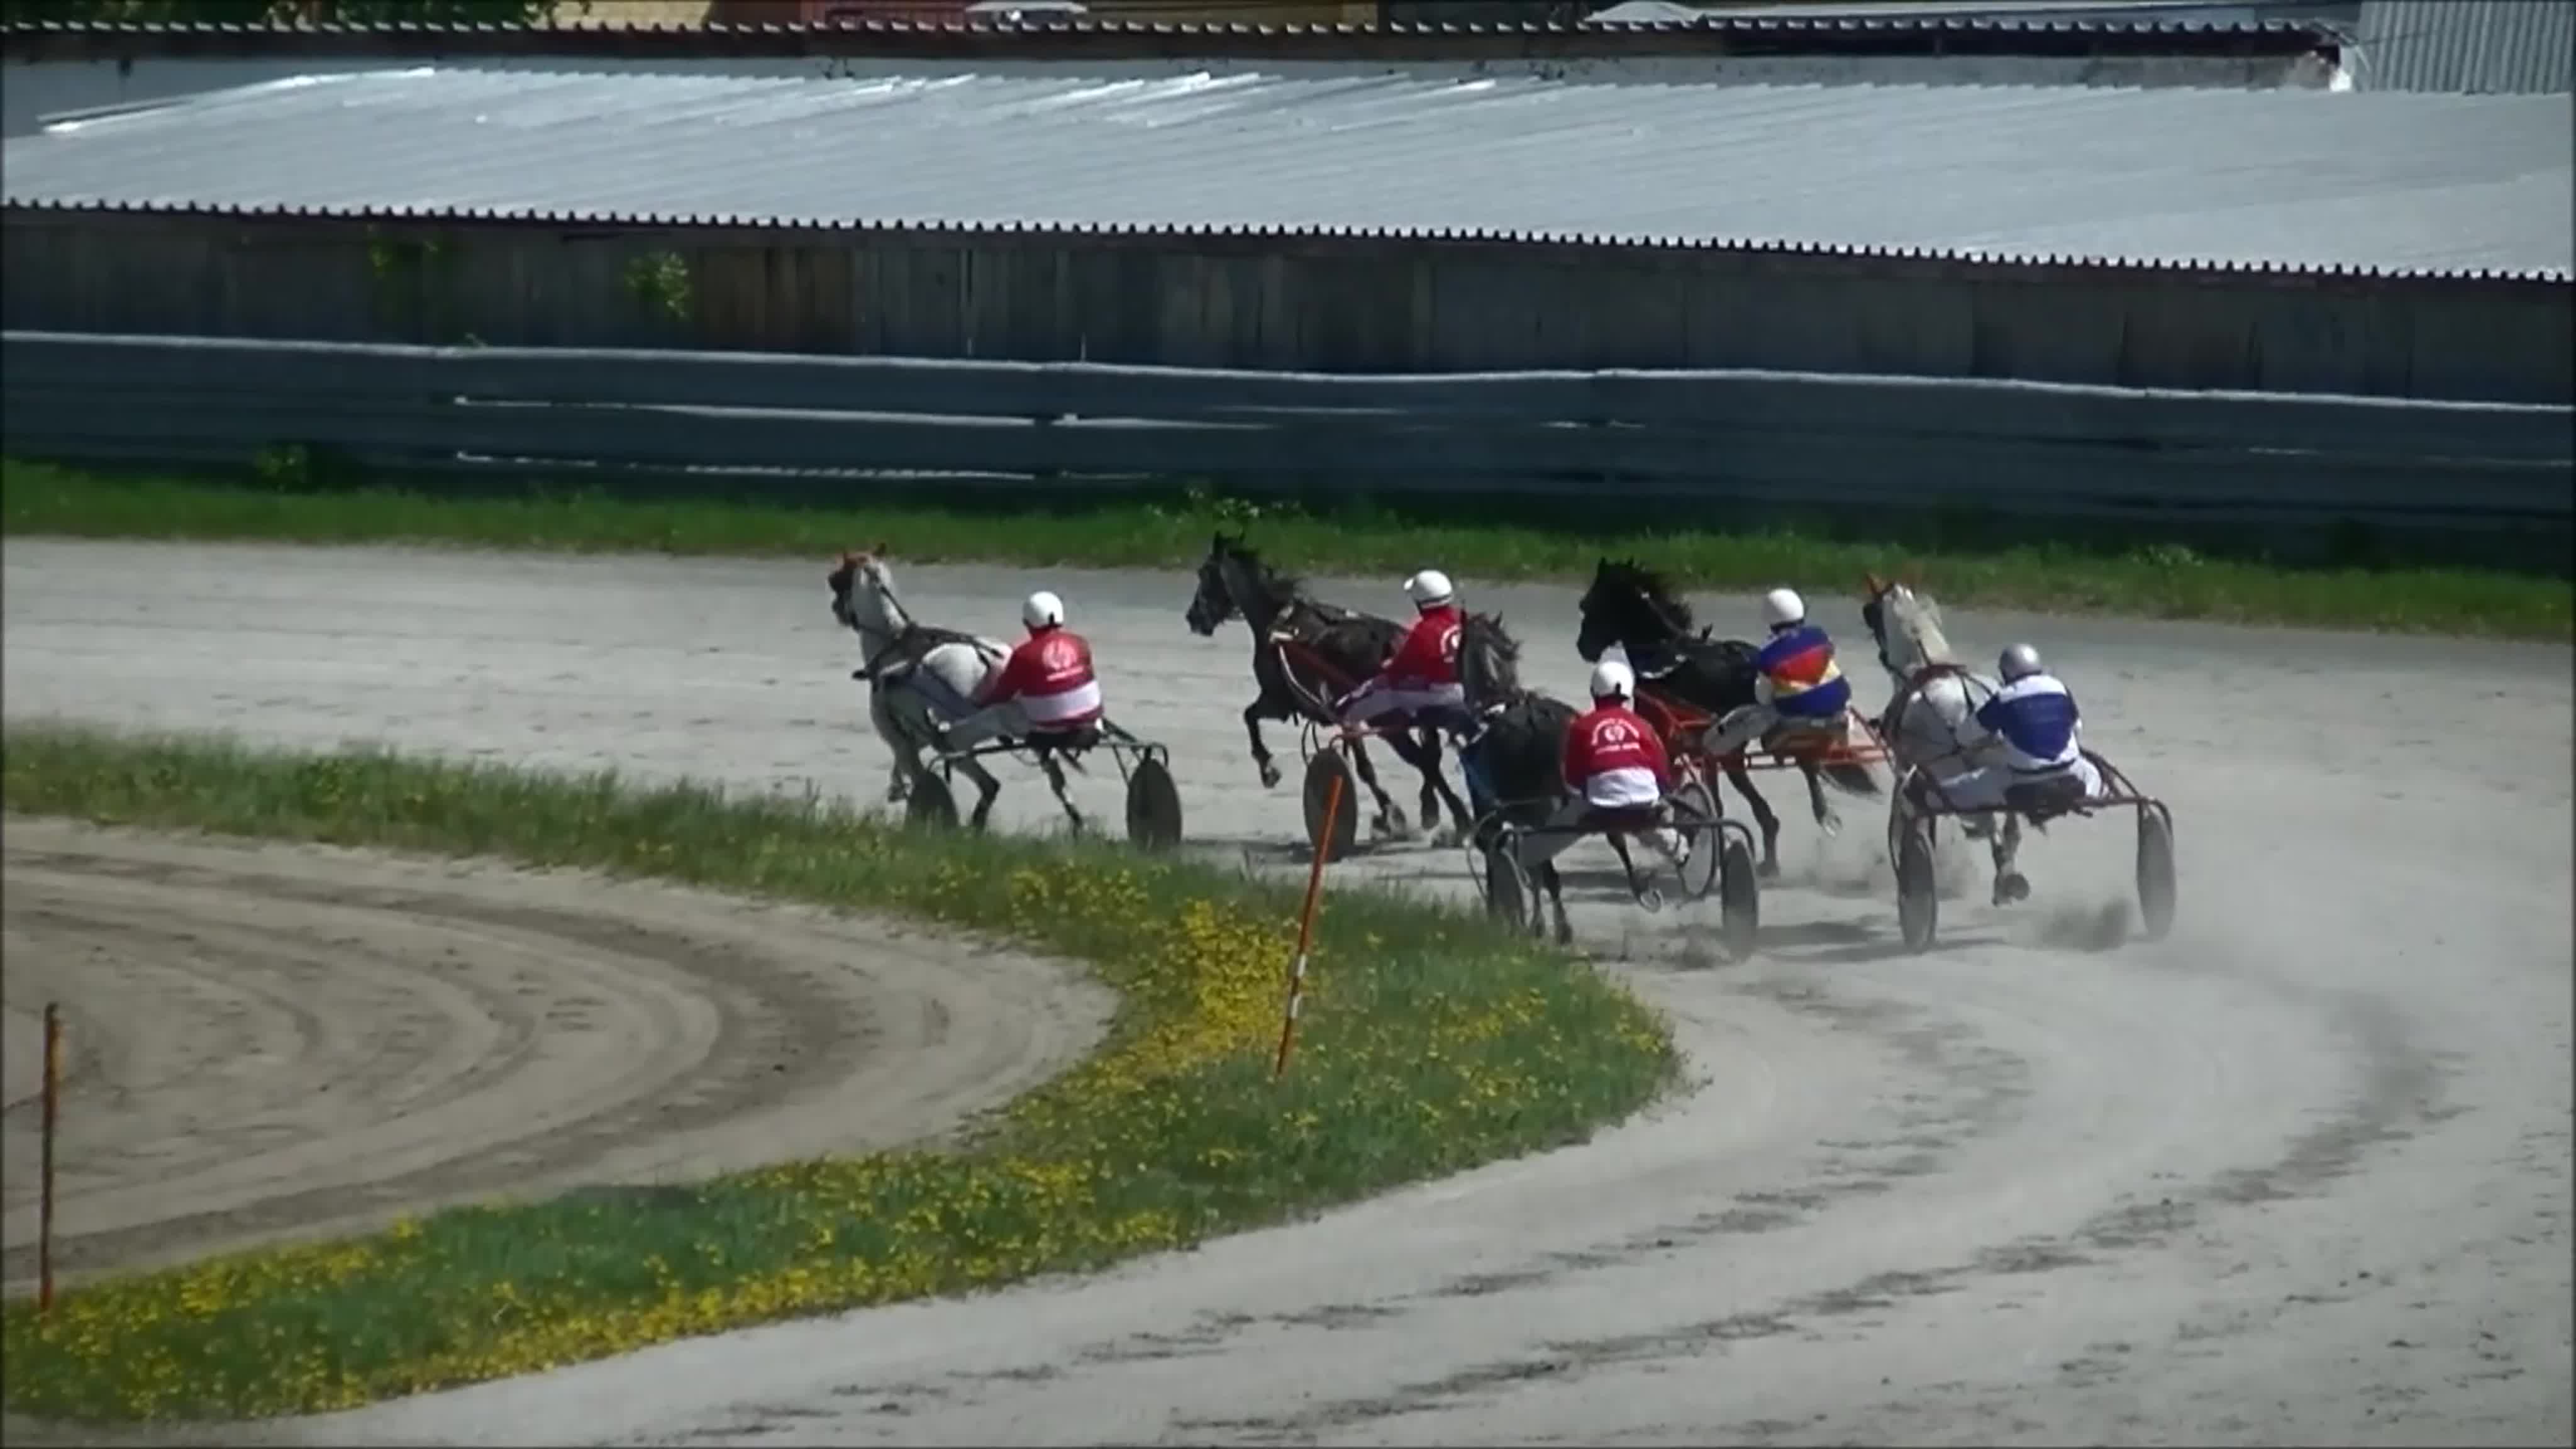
[[4, 331, 2567, 550]]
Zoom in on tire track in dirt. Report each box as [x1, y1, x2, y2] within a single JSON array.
[[0, 816, 1111, 1291]]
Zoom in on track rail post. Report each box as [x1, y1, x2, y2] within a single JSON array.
[[1274, 764, 1346, 1079], [40, 1001, 61, 1316]]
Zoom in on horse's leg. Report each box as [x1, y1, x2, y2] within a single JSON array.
[[1041, 753, 1087, 836], [1722, 759, 1785, 879], [1245, 697, 1284, 789], [865, 686, 913, 805], [1346, 736, 1411, 840], [1541, 862, 1574, 946], [1391, 730, 1472, 847], [958, 753, 1004, 833], [1990, 812, 2029, 906], [1799, 759, 1844, 835]]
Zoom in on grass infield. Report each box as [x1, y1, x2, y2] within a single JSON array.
[[4, 460, 2565, 641], [0, 721, 1678, 1424]]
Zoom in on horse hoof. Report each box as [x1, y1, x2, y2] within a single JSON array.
[[1993, 872, 2031, 906], [1553, 922, 1576, 947], [1258, 762, 1283, 789], [1816, 810, 1844, 837], [1758, 859, 1782, 881]]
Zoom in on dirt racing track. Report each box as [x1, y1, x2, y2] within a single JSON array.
[[2, 538, 2568, 1447]]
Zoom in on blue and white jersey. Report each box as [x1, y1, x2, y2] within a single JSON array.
[[1974, 674, 2082, 772]]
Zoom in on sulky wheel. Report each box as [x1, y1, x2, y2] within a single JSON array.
[[1896, 819, 1940, 954], [1124, 753, 1185, 852], [1675, 781, 1723, 902], [904, 770, 960, 832], [1482, 838, 1531, 934], [1718, 828, 1760, 960], [1302, 745, 1360, 864], [2136, 806, 2178, 941]]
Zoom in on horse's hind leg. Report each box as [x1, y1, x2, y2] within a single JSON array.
[[1346, 738, 1413, 841], [1540, 862, 1574, 946], [960, 755, 1004, 833], [1799, 760, 1843, 836], [1989, 813, 2029, 905], [1041, 753, 1087, 836], [1394, 730, 1472, 846], [1721, 759, 1785, 879]]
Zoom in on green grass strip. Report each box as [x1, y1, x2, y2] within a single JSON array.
[[6, 460, 2566, 641], [0, 721, 1678, 1424]]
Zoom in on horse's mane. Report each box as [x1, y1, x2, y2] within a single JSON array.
[[1216, 532, 1306, 601], [1599, 557, 1697, 635], [1885, 585, 1957, 667]]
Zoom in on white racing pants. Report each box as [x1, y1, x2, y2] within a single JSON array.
[[941, 699, 1033, 753], [1340, 679, 1468, 730], [1704, 702, 1846, 759], [1930, 755, 2104, 813], [1512, 796, 1686, 873]]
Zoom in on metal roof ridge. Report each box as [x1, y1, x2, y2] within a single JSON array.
[[8, 197, 2559, 286]]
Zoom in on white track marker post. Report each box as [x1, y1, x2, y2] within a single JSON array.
[[40, 1001, 60, 1316], [1274, 763, 1346, 1079]]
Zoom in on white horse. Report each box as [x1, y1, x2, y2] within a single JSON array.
[[1855, 572, 2033, 906], [826, 547, 1011, 828]]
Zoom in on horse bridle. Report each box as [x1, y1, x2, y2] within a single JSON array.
[[844, 563, 997, 685]]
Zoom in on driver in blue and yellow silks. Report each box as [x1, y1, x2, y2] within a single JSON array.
[[1701, 587, 1853, 759]]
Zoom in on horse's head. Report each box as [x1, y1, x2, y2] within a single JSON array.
[[1860, 570, 1953, 680], [828, 545, 907, 640], [1576, 557, 1694, 662], [1188, 530, 1298, 637], [1455, 609, 1524, 713], [1185, 531, 1243, 637]]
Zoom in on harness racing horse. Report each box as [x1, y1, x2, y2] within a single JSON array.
[[1857, 572, 2031, 906], [1184, 531, 1473, 846], [1575, 558, 1878, 878], [826, 547, 1013, 830], [1455, 611, 1679, 948]]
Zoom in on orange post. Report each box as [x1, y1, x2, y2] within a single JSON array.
[[1274, 766, 1345, 1079], [39, 1002, 60, 1316]]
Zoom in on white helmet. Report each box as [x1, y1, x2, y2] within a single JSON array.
[[1999, 642, 2044, 681], [1761, 587, 1805, 630], [1021, 589, 1065, 631], [1405, 569, 1455, 609], [1589, 658, 1636, 702]]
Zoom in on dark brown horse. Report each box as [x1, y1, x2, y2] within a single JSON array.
[[1184, 532, 1471, 844]]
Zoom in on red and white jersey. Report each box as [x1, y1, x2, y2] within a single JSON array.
[[1561, 704, 1672, 808], [1376, 604, 1464, 691], [977, 628, 1104, 729]]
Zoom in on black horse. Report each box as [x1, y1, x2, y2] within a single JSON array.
[[1457, 609, 1678, 945], [1574, 557, 1878, 878], [1452, 609, 1583, 943], [1184, 531, 1472, 845]]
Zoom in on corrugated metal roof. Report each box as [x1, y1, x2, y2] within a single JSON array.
[[4, 67, 2566, 277], [2350, 0, 2574, 92]]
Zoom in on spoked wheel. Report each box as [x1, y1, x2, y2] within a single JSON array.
[[905, 770, 960, 832], [1896, 818, 1940, 954], [1718, 826, 1760, 960], [1124, 753, 1184, 852], [1483, 836, 1531, 934], [1674, 781, 1723, 902], [2136, 806, 2178, 941], [1302, 746, 1360, 864]]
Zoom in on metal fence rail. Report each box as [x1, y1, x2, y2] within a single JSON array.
[[6, 331, 2568, 547]]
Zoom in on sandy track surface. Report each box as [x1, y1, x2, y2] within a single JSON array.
[[0, 815, 1111, 1294], [3, 538, 2568, 1447]]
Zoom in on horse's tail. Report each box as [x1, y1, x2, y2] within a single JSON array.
[[1826, 760, 1882, 797]]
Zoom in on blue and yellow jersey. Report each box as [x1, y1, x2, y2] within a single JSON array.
[[1754, 625, 1852, 719]]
